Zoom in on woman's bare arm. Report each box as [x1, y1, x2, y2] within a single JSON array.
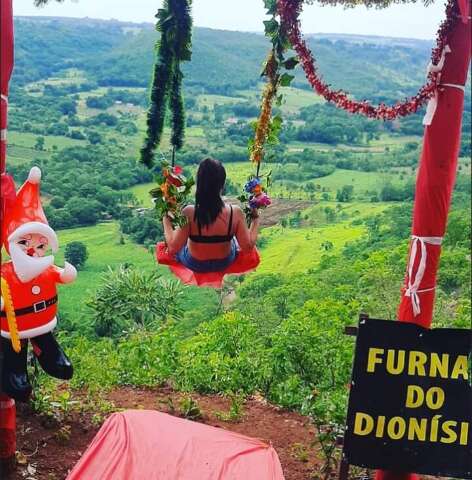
[[234, 206, 260, 252], [162, 206, 192, 255]]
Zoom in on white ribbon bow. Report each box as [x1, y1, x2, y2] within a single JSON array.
[[0, 398, 15, 409], [423, 45, 466, 126], [405, 235, 443, 316], [1, 94, 9, 142]]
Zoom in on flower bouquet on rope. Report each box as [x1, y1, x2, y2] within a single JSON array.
[[150, 160, 195, 227], [238, 173, 272, 224]]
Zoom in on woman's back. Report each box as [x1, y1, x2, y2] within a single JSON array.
[[162, 157, 260, 268], [185, 204, 236, 260]]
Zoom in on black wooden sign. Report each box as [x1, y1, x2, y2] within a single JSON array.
[[344, 318, 472, 479]]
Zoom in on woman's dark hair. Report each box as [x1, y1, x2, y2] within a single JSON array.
[[194, 157, 226, 228]]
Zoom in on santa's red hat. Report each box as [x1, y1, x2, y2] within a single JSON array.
[[2, 167, 58, 254]]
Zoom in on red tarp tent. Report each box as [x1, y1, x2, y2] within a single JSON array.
[[67, 410, 285, 480]]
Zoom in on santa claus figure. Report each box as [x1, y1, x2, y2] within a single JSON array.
[[1, 167, 77, 402]]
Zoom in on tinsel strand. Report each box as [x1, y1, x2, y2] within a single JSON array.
[[251, 52, 279, 164], [277, 0, 459, 120]]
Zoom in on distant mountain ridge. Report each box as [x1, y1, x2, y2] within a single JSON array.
[[16, 15, 434, 46], [13, 16, 434, 101]]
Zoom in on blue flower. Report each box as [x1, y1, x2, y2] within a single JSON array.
[[244, 178, 261, 193]]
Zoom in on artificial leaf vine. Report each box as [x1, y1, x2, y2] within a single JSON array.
[[141, 0, 193, 167], [249, 0, 298, 167]]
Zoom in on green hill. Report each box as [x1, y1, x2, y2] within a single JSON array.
[[14, 16, 433, 100]]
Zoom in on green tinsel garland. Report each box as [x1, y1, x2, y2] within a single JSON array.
[[141, 0, 193, 167]]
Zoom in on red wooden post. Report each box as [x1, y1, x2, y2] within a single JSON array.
[[0, 0, 16, 471], [1, 0, 14, 174], [0, 394, 16, 471], [376, 2, 471, 479]]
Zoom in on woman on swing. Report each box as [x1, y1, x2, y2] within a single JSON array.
[[162, 158, 260, 273]]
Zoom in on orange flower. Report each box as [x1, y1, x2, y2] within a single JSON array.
[[253, 184, 262, 195], [160, 182, 169, 198]]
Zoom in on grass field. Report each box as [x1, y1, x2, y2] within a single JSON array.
[[256, 221, 364, 275], [237, 86, 323, 116], [197, 94, 245, 109], [7, 144, 49, 166], [54, 223, 218, 332], [8, 131, 86, 151], [313, 168, 404, 193], [25, 68, 88, 92], [255, 201, 389, 275]]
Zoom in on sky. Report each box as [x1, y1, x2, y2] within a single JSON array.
[[14, 0, 446, 40]]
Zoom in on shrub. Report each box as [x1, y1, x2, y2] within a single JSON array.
[[175, 312, 270, 394], [64, 241, 88, 270], [268, 300, 356, 423], [117, 327, 180, 386], [88, 266, 183, 337]]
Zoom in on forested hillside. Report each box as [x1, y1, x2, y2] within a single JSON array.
[[14, 17, 432, 96], [6, 16, 471, 480]]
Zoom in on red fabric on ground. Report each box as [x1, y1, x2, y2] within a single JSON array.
[[397, 14, 471, 328], [156, 242, 260, 288], [67, 410, 285, 480]]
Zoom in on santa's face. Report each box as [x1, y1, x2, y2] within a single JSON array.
[[9, 234, 54, 283], [16, 234, 50, 258]]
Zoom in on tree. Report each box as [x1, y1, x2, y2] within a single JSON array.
[[321, 241, 334, 251], [324, 207, 336, 223], [65, 197, 102, 225], [50, 196, 66, 208], [87, 131, 102, 145], [59, 99, 77, 116], [34, 136, 45, 151], [336, 185, 354, 202], [65, 241, 88, 270]]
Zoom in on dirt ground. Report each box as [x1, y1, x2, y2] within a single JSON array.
[[257, 199, 313, 227], [6, 386, 324, 480], [227, 197, 313, 228]]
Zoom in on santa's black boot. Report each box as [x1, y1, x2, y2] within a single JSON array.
[[31, 332, 73, 380], [1, 337, 32, 402]]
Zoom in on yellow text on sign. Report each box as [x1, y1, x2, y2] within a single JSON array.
[[366, 348, 469, 380], [353, 412, 469, 445]]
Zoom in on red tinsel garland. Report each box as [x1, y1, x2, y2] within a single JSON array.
[[277, 0, 459, 120]]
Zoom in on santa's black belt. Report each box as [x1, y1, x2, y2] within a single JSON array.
[[0, 296, 58, 317]]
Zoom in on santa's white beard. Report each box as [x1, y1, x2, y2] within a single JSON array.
[[9, 243, 54, 283]]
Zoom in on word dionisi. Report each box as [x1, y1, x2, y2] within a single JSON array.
[[354, 412, 469, 445]]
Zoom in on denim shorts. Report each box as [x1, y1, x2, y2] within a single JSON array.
[[176, 239, 238, 273]]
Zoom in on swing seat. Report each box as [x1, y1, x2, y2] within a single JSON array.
[[156, 242, 260, 288]]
